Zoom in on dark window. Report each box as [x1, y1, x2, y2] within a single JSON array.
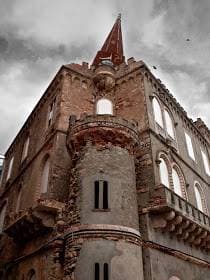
[[104, 263, 109, 280], [103, 181, 108, 209], [95, 263, 100, 280], [94, 181, 100, 209], [94, 180, 109, 210]]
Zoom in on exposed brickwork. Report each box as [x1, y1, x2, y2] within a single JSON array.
[[0, 16, 210, 280]]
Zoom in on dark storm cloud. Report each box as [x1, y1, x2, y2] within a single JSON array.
[[0, 0, 210, 153]]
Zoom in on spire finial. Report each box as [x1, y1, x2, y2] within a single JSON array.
[[92, 15, 125, 66]]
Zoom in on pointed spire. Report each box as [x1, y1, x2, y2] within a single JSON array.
[[92, 14, 125, 66]]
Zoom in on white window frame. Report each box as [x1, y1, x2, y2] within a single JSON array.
[[184, 131, 195, 161]]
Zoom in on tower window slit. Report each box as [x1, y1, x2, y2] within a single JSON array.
[[104, 263, 109, 280], [95, 263, 100, 280], [94, 181, 100, 209], [103, 181, 108, 209]]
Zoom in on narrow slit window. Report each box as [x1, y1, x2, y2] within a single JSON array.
[[201, 150, 210, 176], [22, 137, 30, 162], [94, 181, 100, 209], [104, 263, 109, 280], [48, 99, 56, 127], [95, 263, 100, 280], [6, 156, 14, 181], [103, 181, 108, 209]]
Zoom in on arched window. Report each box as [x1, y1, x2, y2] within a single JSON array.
[[152, 98, 163, 127], [159, 158, 170, 189], [40, 158, 50, 194], [0, 203, 7, 233], [6, 156, 14, 181], [27, 269, 36, 280], [22, 137, 30, 162], [172, 168, 182, 197], [194, 183, 206, 213], [164, 110, 175, 139], [96, 99, 113, 115], [16, 187, 22, 213]]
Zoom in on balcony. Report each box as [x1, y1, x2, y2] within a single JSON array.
[[146, 185, 210, 250], [67, 114, 140, 153], [4, 199, 64, 243]]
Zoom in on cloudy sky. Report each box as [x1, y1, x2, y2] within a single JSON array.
[[0, 0, 210, 154]]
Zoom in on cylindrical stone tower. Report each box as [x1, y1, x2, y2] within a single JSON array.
[[64, 109, 144, 279]]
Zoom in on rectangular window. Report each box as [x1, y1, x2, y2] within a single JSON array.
[[201, 149, 210, 176], [6, 156, 14, 181], [94, 263, 109, 280], [95, 263, 100, 280], [104, 263, 109, 280], [94, 181, 100, 209], [94, 180, 109, 210], [184, 132, 195, 160], [103, 181, 108, 209]]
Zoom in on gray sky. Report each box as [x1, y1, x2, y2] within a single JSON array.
[[0, 0, 210, 154]]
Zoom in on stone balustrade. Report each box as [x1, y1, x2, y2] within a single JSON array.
[[148, 185, 210, 249]]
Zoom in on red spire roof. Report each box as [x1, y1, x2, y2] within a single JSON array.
[[92, 14, 125, 66]]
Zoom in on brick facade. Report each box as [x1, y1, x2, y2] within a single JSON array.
[[0, 16, 210, 280]]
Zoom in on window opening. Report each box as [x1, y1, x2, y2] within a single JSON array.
[[201, 150, 210, 176], [6, 156, 14, 181], [22, 137, 30, 161], [172, 168, 182, 197], [185, 132, 195, 160], [159, 158, 170, 188], [94, 180, 109, 210], [94, 181, 100, 209], [0, 203, 7, 233], [104, 263, 109, 280], [95, 263, 100, 280], [96, 99, 113, 115], [165, 110, 175, 139], [152, 98, 163, 127], [40, 158, 50, 194], [194, 184, 204, 212]]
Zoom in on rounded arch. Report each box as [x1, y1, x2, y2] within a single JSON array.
[[27, 269, 36, 280], [158, 152, 171, 189], [40, 154, 50, 194], [169, 277, 181, 280], [96, 98, 113, 115], [164, 108, 175, 139], [171, 163, 187, 199], [194, 181, 208, 214], [152, 97, 163, 127]]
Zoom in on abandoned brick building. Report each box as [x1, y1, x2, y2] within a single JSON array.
[[0, 15, 210, 280]]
